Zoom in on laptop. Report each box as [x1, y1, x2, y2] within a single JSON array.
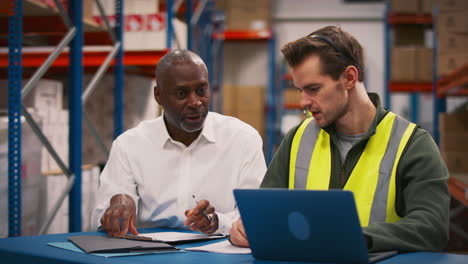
[[233, 189, 397, 264]]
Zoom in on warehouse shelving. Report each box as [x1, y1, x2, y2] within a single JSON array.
[[437, 62, 468, 97], [3, 0, 175, 237], [4, 0, 123, 237], [213, 28, 277, 163], [384, 7, 435, 125]]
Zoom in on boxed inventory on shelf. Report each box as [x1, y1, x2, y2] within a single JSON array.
[[438, 52, 468, 77], [437, 0, 468, 12], [439, 111, 468, 176], [391, 0, 433, 14], [217, 0, 271, 30], [283, 88, 301, 107], [391, 46, 433, 82], [0, 79, 69, 173], [0, 114, 46, 238], [0, 79, 63, 110], [223, 84, 265, 137], [438, 31, 468, 53], [92, 0, 187, 50], [44, 164, 100, 234], [391, 47, 417, 81], [391, 0, 419, 13], [437, 10, 468, 33]]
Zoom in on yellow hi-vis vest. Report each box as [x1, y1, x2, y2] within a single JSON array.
[[289, 112, 416, 227]]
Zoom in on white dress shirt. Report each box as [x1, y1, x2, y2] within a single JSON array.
[[91, 112, 267, 234]]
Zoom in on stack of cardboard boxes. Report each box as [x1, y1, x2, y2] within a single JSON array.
[[437, 0, 468, 76], [0, 115, 45, 237], [223, 85, 265, 137], [46, 164, 100, 234], [93, 0, 187, 50], [216, 0, 271, 31], [439, 111, 468, 184], [390, 0, 433, 82]]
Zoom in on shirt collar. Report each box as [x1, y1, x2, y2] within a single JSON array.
[[199, 112, 216, 143], [159, 112, 216, 148]]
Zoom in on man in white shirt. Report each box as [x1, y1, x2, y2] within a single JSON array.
[[91, 50, 266, 236]]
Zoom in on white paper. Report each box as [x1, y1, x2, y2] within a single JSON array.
[[140, 232, 225, 243], [184, 240, 252, 254]]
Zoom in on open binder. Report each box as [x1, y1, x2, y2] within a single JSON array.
[[68, 235, 179, 254]]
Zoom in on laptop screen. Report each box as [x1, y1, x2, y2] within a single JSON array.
[[234, 189, 370, 264]]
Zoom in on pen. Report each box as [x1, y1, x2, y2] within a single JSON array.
[[192, 195, 213, 223]]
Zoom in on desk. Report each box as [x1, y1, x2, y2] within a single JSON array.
[[0, 229, 466, 264]]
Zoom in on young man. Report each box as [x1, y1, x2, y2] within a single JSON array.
[[230, 26, 449, 252], [92, 50, 266, 236]]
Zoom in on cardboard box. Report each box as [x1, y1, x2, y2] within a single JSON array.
[[0, 79, 63, 110], [437, 51, 468, 76], [438, 31, 468, 53], [222, 85, 265, 135], [222, 0, 272, 30], [421, 0, 434, 13], [284, 88, 301, 106], [416, 47, 433, 82], [437, 10, 468, 33], [93, 0, 159, 15], [393, 25, 425, 46], [391, 0, 419, 13], [222, 84, 237, 116], [440, 133, 468, 152], [437, 0, 468, 12], [391, 46, 417, 81], [439, 111, 468, 132], [442, 151, 468, 173]]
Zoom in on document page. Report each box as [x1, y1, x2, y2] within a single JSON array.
[[185, 240, 252, 254]]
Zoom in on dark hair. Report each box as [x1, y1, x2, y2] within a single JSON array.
[[281, 26, 365, 82]]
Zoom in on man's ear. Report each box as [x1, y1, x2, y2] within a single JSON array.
[[343, 65, 358, 89], [154, 85, 161, 105]]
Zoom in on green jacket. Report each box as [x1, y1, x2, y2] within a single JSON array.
[[261, 93, 450, 252]]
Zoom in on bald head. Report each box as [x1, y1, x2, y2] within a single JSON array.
[[156, 50, 207, 88]]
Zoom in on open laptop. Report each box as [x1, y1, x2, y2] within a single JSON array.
[[233, 189, 397, 264]]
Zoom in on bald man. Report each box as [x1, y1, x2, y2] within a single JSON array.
[[92, 50, 266, 236]]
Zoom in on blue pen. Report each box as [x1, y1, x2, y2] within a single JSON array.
[[192, 195, 213, 223]]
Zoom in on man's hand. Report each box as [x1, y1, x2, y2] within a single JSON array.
[[184, 199, 218, 234], [229, 218, 249, 247], [100, 194, 139, 237]]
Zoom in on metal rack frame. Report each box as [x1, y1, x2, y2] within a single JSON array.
[[6, 0, 125, 236]]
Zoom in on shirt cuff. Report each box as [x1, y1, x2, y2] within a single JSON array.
[[215, 212, 235, 235]]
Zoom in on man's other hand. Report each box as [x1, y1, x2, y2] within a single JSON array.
[[229, 218, 249, 247], [100, 194, 138, 237]]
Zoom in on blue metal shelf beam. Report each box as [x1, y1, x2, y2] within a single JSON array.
[[266, 35, 276, 164], [166, 0, 174, 49], [68, 0, 83, 232], [432, 8, 446, 144], [8, 0, 23, 237], [114, 0, 124, 138]]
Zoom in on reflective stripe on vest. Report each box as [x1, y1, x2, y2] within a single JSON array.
[[289, 112, 416, 227]]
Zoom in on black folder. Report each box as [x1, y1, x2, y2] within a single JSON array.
[[68, 235, 179, 254]]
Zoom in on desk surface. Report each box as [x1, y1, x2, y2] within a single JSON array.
[[0, 229, 467, 264]]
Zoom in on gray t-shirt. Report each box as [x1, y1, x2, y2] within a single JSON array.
[[336, 132, 366, 163]]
